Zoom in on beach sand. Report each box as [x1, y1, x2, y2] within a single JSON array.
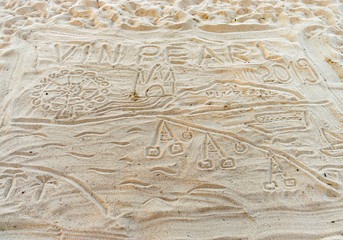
[[0, 0, 343, 239]]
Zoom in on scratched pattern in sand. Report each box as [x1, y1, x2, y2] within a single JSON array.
[[1, 0, 343, 239]]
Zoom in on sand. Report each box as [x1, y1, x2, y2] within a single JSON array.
[[0, 0, 343, 239]]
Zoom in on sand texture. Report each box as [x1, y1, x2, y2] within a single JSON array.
[[1, 0, 343, 239]]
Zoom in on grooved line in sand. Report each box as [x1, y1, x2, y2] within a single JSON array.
[[0, 162, 110, 216]]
